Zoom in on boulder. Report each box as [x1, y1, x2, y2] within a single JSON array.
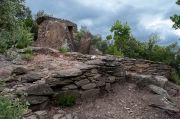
[[22, 73, 45, 82], [154, 76, 168, 88], [22, 96, 49, 104], [96, 77, 106, 87], [136, 74, 168, 88], [148, 84, 170, 99], [11, 67, 27, 75], [26, 84, 54, 96], [78, 31, 92, 54], [35, 16, 77, 51], [105, 83, 112, 92], [143, 94, 179, 113], [89, 45, 103, 55]]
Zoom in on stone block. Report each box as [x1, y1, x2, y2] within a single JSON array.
[[82, 83, 96, 90], [75, 79, 90, 87]]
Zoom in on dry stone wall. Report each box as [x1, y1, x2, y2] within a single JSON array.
[[0, 50, 172, 111]]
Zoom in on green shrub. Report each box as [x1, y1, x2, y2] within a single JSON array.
[[0, 96, 29, 119], [0, 77, 29, 119], [59, 47, 67, 53], [20, 54, 33, 61], [169, 71, 180, 85], [13, 25, 33, 49], [58, 94, 77, 107]]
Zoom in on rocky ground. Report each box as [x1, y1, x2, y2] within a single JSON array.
[[24, 82, 180, 119]]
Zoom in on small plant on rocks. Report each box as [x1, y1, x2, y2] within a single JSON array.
[[58, 94, 77, 107], [59, 47, 67, 53], [169, 71, 180, 85], [20, 53, 33, 61]]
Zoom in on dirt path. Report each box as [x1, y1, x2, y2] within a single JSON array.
[[46, 83, 177, 119]]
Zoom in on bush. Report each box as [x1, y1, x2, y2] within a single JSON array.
[[169, 71, 180, 85], [0, 77, 29, 119], [59, 47, 67, 53], [0, 96, 29, 119], [0, 25, 33, 54], [13, 26, 33, 49], [20, 54, 33, 61], [58, 94, 77, 107]]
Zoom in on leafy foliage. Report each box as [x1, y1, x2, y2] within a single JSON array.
[[170, 0, 180, 29], [0, 96, 28, 119], [58, 94, 77, 107], [92, 34, 109, 54], [0, 77, 29, 119], [106, 20, 131, 55], [34, 10, 53, 20], [0, 0, 25, 31]]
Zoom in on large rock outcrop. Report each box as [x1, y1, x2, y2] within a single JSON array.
[[34, 16, 102, 55], [35, 16, 77, 51]]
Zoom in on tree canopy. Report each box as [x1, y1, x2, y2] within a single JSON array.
[[170, 0, 180, 29]]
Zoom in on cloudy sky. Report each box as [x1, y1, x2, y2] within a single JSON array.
[[25, 0, 180, 46]]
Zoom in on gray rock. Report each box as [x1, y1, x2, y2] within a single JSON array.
[[53, 114, 64, 119], [106, 61, 122, 67], [76, 64, 97, 70], [34, 110, 48, 117], [25, 114, 37, 119], [66, 114, 72, 119], [89, 45, 103, 55], [22, 96, 48, 104], [71, 75, 86, 81], [53, 68, 82, 78], [114, 68, 126, 77], [62, 84, 78, 90], [91, 69, 98, 74], [85, 59, 105, 65], [22, 73, 45, 82], [11, 67, 27, 75], [136, 74, 166, 88], [26, 84, 54, 96], [154, 76, 168, 88], [148, 84, 170, 99], [81, 89, 100, 99], [96, 77, 106, 87], [106, 76, 116, 83], [82, 83, 96, 90], [143, 94, 179, 113], [105, 83, 111, 92], [75, 79, 90, 87], [46, 78, 73, 86]]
